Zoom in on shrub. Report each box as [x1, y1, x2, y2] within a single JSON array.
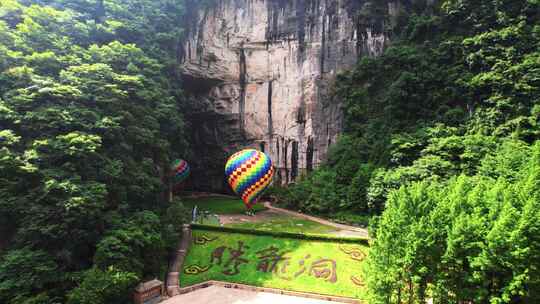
[[93, 211, 164, 278], [66, 267, 138, 304], [191, 224, 369, 245], [0, 248, 59, 304]]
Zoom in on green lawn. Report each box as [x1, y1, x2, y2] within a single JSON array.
[[181, 228, 368, 299], [181, 196, 339, 234], [329, 211, 372, 228], [181, 196, 267, 214], [226, 214, 336, 234]]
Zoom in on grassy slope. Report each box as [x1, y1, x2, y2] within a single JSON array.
[[181, 228, 368, 299], [182, 196, 267, 214], [328, 211, 371, 228], [183, 196, 337, 234], [225, 215, 336, 234]]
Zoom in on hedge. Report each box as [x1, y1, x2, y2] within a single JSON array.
[[190, 224, 369, 245]]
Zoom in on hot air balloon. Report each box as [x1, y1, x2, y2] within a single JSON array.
[[225, 149, 274, 210], [171, 159, 190, 188]]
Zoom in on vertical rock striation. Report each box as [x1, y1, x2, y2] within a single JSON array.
[[181, 0, 404, 191]]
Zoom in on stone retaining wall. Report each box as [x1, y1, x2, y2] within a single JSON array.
[[166, 224, 192, 296]]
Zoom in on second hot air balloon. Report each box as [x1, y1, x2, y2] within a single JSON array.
[[225, 149, 274, 210], [171, 159, 190, 188]]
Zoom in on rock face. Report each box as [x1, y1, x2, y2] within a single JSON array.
[[181, 0, 403, 191]]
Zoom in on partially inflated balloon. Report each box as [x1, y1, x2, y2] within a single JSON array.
[[225, 149, 274, 209], [171, 159, 190, 186]]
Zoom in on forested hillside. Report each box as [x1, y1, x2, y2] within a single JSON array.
[[1, 0, 539, 303], [0, 1, 189, 303], [275, 0, 540, 303]]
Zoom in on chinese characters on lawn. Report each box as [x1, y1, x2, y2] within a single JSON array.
[[210, 241, 250, 275], [187, 241, 338, 284], [183, 234, 368, 288]]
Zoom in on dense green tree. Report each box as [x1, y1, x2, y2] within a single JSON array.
[[161, 198, 190, 252], [0, 0, 190, 302], [66, 267, 138, 304], [366, 143, 540, 303], [0, 248, 60, 303]]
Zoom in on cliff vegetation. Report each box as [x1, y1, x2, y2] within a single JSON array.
[[275, 0, 540, 302]]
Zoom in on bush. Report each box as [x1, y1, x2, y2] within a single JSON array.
[[93, 211, 164, 278], [272, 165, 374, 215], [0, 248, 59, 304], [161, 198, 190, 251], [191, 224, 369, 245], [66, 267, 138, 304], [346, 164, 375, 212]]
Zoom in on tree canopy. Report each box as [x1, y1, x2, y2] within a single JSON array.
[[0, 0, 189, 302]]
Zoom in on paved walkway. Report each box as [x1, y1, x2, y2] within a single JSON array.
[[262, 202, 369, 238], [162, 286, 339, 304]]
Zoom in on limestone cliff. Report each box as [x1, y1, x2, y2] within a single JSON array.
[[181, 0, 406, 191]]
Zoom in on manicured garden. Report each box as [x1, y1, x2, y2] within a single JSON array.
[[180, 226, 369, 299], [182, 195, 340, 234]]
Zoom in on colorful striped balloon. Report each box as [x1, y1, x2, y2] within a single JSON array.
[[171, 159, 190, 186], [225, 149, 274, 209]]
